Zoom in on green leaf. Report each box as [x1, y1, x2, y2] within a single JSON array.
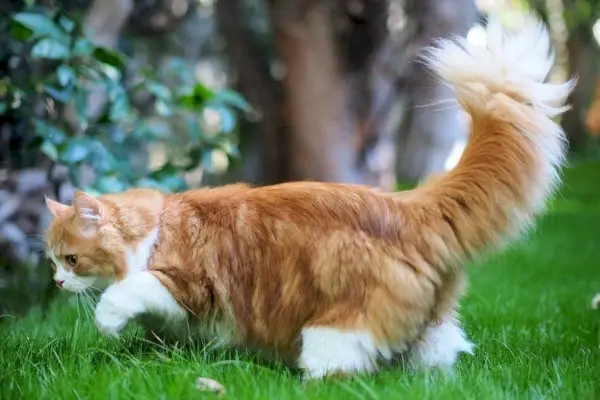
[[31, 38, 69, 60], [178, 82, 215, 109], [0, 102, 6, 115], [95, 175, 126, 194], [44, 85, 73, 103], [57, 65, 75, 86], [74, 89, 89, 124], [41, 140, 58, 161], [78, 65, 102, 82], [89, 142, 116, 174], [147, 81, 172, 101], [219, 141, 241, 159], [72, 38, 94, 57], [149, 163, 187, 191], [33, 119, 67, 144], [59, 138, 91, 163], [108, 87, 128, 121], [209, 89, 253, 113], [10, 19, 33, 41], [136, 177, 164, 190], [209, 105, 236, 133], [155, 99, 172, 117], [93, 47, 126, 69], [58, 15, 75, 33], [12, 12, 69, 43], [184, 115, 202, 140]]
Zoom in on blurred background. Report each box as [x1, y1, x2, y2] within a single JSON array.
[[0, 0, 599, 315]]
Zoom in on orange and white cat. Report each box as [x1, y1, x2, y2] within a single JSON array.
[[44, 16, 574, 379]]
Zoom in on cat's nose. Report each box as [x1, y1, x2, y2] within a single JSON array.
[[56, 280, 64, 287]]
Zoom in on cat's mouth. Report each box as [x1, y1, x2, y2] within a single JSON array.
[[54, 275, 99, 294], [58, 275, 115, 294]]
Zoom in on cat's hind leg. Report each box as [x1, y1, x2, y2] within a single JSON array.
[[298, 325, 386, 379], [296, 302, 404, 380], [407, 316, 474, 371]]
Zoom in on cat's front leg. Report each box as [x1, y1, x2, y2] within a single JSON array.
[[94, 271, 187, 338]]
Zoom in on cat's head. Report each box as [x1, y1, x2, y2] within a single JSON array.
[[44, 191, 128, 293]]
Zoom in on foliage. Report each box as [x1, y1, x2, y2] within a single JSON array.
[[0, 4, 250, 194], [523, 0, 600, 34], [562, 0, 600, 33]]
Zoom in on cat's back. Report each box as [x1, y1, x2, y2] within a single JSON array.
[[171, 181, 405, 245]]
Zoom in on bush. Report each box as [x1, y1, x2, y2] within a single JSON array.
[[1, 4, 249, 194]]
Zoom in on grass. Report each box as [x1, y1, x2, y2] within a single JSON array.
[[2, 161, 600, 399]]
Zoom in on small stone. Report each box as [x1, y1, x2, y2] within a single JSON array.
[[195, 377, 226, 397], [592, 293, 600, 309]]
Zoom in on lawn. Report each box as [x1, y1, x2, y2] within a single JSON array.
[[1, 161, 600, 400]]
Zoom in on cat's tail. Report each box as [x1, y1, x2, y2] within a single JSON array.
[[402, 16, 575, 268]]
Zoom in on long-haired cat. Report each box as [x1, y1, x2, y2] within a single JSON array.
[[44, 16, 574, 379]]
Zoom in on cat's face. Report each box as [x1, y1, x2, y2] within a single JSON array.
[[44, 192, 127, 293]]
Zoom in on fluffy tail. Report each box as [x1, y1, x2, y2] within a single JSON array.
[[403, 16, 576, 267]]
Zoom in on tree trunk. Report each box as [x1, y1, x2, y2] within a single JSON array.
[[269, 0, 391, 186], [563, 30, 599, 151], [395, 0, 478, 182], [215, 0, 287, 185], [273, 1, 357, 182]]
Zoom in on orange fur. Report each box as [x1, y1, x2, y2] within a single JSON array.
[[44, 18, 575, 378]]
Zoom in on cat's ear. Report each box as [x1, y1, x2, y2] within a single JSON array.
[[45, 196, 70, 217], [73, 191, 105, 235]]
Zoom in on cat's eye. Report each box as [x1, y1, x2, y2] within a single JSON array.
[[65, 255, 78, 267]]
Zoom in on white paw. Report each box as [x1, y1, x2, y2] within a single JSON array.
[[299, 327, 381, 380], [94, 300, 129, 338], [410, 319, 475, 370]]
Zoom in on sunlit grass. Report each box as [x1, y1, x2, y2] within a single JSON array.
[[1, 161, 599, 399]]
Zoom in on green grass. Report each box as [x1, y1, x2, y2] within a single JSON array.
[[2, 162, 600, 399]]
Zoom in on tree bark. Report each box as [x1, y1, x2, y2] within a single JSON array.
[[563, 30, 599, 151], [270, 0, 391, 185], [395, 0, 478, 182], [273, 1, 357, 182], [215, 0, 287, 185]]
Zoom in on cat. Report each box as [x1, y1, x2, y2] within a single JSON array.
[[43, 16, 574, 380]]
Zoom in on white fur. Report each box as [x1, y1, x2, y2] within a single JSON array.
[[408, 318, 474, 371], [93, 227, 188, 338], [126, 227, 158, 274], [298, 327, 389, 379], [422, 15, 575, 216], [95, 270, 187, 338]]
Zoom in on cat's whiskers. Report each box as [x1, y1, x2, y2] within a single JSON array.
[[74, 293, 83, 321], [76, 290, 96, 322]]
